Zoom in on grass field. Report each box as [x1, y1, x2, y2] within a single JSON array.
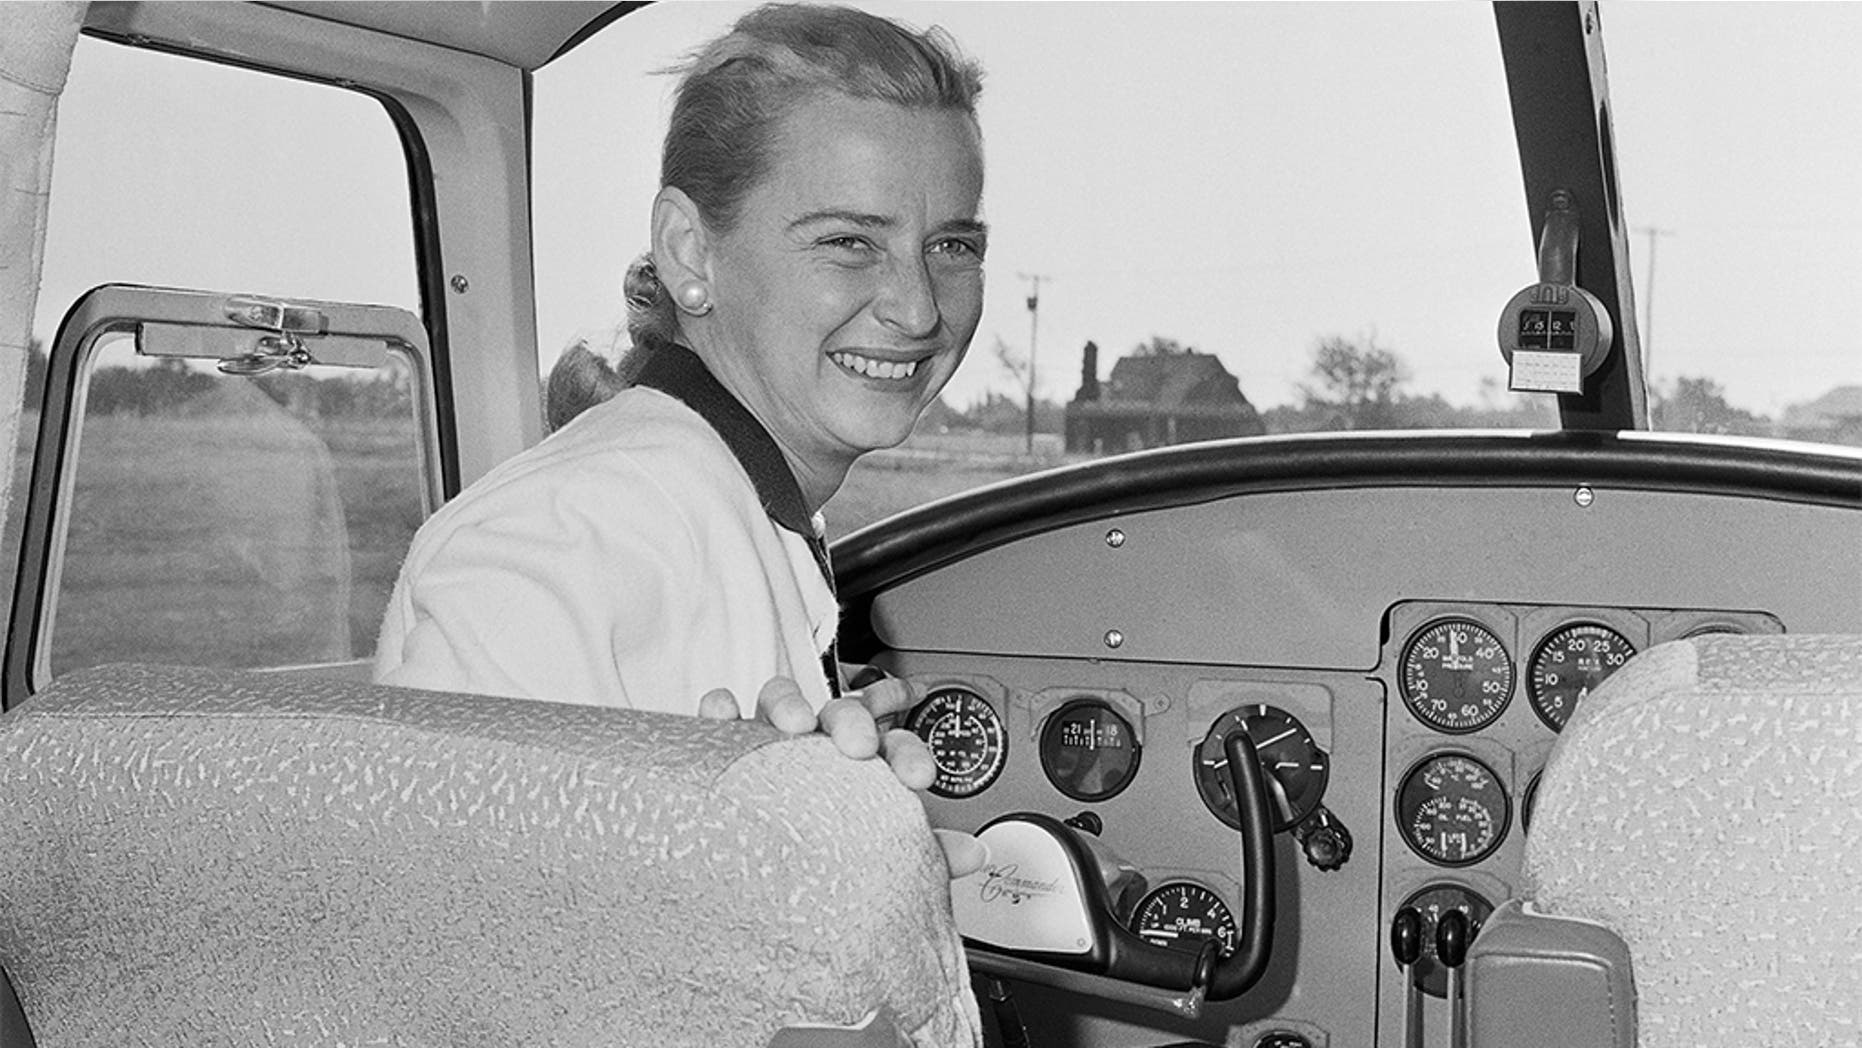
[[0, 410, 1062, 675], [8, 410, 424, 674]]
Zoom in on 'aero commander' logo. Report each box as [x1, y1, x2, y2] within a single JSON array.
[[978, 863, 1062, 905]]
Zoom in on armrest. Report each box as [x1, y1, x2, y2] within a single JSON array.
[[1465, 900, 1636, 1048]]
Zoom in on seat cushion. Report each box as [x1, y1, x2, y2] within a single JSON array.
[[1522, 635, 1862, 1048], [0, 664, 980, 1047]]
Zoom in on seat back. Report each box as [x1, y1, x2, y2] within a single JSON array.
[[0, 664, 979, 1047], [1517, 634, 1862, 1047]]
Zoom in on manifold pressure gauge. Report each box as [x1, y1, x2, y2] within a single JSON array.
[[1400, 619, 1515, 733], [906, 686, 1008, 799]]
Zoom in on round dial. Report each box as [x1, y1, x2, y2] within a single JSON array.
[[1195, 704, 1330, 832], [1396, 752, 1511, 867], [1040, 698, 1141, 802], [1400, 619, 1515, 733], [1130, 882, 1238, 959], [1521, 769, 1543, 834], [1397, 883, 1494, 998], [1528, 623, 1635, 731], [906, 686, 1007, 798]]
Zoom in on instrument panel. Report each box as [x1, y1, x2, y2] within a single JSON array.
[[895, 599, 1785, 1044], [845, 448, 1861, 1047]]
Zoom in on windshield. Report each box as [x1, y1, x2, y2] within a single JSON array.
[[532, 2, 1862, 533]]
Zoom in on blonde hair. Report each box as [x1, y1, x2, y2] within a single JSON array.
[[626, 3, 984, 349]]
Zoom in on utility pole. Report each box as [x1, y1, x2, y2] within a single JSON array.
[[1019, 273, 1047, 455], [1634, 225, 1674, 383]]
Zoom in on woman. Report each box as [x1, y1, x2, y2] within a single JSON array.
[[373, 5, 987, 818]]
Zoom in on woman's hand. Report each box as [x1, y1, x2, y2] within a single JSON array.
[[697, 676, 987, 878]]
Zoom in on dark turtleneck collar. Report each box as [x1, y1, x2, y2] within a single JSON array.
[[630, 343, 831, 588]]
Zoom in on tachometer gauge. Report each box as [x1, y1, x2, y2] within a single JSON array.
[[906, 686, 1007, 799], [1528, 623, 1635, 732], [1194, 704, 1330, 832], [1131, 882, 1238, 959], [1396, 752, 1510, 867], [1040, 698, 1141, 802], [1400, 619, 1515, 733]]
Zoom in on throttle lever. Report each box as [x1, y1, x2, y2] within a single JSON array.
[[1390, 907, 1423, 1048], [1437, 909, 1471, 1048]]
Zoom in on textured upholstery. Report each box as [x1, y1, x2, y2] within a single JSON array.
[[0, 664, 980, 1047], [1519, 634, 1862, 1048]]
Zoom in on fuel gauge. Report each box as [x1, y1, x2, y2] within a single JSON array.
[[1396, 752, 1510, 867]]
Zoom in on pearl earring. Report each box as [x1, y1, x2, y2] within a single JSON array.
[[676, 282, 713, 317]]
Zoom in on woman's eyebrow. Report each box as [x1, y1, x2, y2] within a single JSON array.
[[788, 209, 893, 232], [936, 218, 990, 240], [786, 212, 990, 239]]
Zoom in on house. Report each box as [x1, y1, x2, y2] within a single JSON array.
[[1065, 341, 1265, 453]]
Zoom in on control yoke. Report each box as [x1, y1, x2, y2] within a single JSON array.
[[951, 731, 1276, 1018]]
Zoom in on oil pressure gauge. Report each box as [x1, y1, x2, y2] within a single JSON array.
[[1528, 623, 1635, 732], [1396, 752, 1511, 867], [1400, 619, 1515, 733], [906, 686, 1007, 799]]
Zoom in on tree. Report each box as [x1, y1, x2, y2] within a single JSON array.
[[1652, 376, 1771, 437], [1297, 334, 1410, 430], [1133, 336, 1193, 356]]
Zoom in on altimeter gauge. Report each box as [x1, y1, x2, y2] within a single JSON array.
[[906, 686, 1008, 798]]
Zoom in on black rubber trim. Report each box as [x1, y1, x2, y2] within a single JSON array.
[[833, 431, 1862, 612]]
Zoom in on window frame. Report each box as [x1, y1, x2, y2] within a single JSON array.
[[4, 284, 442, 704]]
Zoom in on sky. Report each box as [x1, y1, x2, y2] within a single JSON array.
[[35, 2, 1862, 420]]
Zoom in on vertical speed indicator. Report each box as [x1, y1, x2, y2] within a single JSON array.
[[1399, 619, 1515, 733]]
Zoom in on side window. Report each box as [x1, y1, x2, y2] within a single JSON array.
[[10, 37, 428, 691]]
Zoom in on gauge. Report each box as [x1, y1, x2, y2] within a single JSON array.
[[1399, 619, 1515, 733], [1521, 769, 1542, 834], [1040, 698, 1141, 802], [1397, 883, 1494, 998], [1130, 882, 1238, 959], [1528, 623, 1635, 731], [1195, 704, 1329, 832], [906, 686, 1007, 799], [1395, 752, 1510, 867]]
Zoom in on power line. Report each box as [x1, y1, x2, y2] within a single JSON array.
[[1633, 225, 1676, 381], [1018, 273, 1048, 454]]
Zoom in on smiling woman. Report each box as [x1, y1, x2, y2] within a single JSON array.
[[375, 3, 988, 728]]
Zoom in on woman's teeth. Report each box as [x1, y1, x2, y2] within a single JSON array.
[[832, 351, 920, 380]]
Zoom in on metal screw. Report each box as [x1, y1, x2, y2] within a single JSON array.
[[449, 274, 470, 294], [1574, 485, 1595, 508], [1105, 528, 1126, 549], [1103, 629, 1124, 649]]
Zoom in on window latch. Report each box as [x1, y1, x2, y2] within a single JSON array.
[[219, 295, 330, 375]]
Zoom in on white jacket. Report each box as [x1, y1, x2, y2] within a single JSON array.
[[373, 385, 838, 716]]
